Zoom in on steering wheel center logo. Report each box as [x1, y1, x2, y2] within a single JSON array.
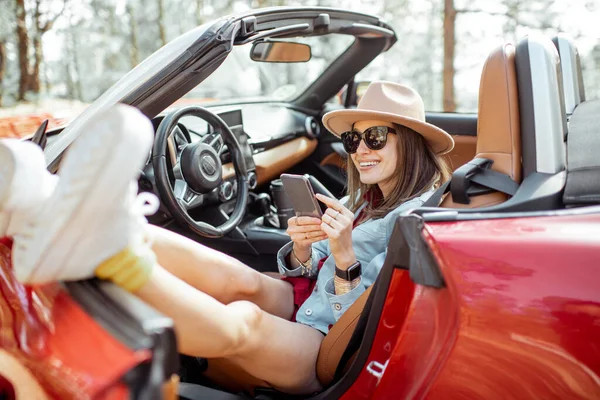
[[200, 154, 217, 176]]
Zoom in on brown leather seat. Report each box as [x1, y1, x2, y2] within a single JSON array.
[[200, 42, 523, 395], [442, 43, 522, 208]]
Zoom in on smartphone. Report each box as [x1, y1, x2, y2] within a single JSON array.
[[280, 173, 323, 218]]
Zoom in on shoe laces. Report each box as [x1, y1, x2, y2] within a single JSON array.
[[133, 191, 160, 219], [129, 188, 160, 258]]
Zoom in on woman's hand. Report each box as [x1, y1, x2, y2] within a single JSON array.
[[286, 215, 327, 261], [315, 194, 357, 269]]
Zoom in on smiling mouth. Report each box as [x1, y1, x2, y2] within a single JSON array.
[[358, 161, 380, 169]]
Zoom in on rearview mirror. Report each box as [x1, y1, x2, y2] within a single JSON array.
[[250, 41, 311, 63]]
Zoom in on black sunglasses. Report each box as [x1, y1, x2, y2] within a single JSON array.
[[340, 126, 396, 154]]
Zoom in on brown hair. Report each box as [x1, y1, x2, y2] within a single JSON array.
[[346, 124, 452, 220]]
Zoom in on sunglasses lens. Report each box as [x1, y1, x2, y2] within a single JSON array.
[[364, 126, 389, 150], [341, 131, 361, 154]]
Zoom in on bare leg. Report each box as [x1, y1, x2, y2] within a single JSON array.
[[136, 264, 324, 394], [147, 225, 294, 320]]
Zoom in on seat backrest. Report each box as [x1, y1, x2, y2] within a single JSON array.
[[552, 34, 586, 117], [441, 42, 522, 208], [515, 34, 567, 180]]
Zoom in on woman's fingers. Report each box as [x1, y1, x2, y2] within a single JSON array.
[[315, 194, 353, 219], [321, 212, 344, 230], [320, 221, 339, 239], [287, 216, 323, 227], [324, 207, 351, 225], [287, 224, 323, 232], [290, 230, 327, 247]]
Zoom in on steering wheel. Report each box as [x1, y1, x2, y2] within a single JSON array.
[[152, 106, 248, 238]]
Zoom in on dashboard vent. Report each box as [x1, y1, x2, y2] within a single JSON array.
[[305, 116, 321, 139]]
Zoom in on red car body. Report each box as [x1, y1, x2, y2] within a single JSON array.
[[344, 212, 600, 399], [0, 238, 151, 399]]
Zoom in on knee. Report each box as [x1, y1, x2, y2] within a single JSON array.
[[222, 300, 263, 357], [227, 265, 263, 302]]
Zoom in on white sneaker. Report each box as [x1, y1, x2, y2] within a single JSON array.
[[0, 139, 58, 238], [12, 104, 159, 284]]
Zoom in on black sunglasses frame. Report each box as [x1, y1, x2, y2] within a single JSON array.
[[340, 126, 396, 154]]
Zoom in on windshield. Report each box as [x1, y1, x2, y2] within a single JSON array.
[[179, 34, 355, 104]]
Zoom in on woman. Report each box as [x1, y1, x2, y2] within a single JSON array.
[[0, 81, 453, 394]]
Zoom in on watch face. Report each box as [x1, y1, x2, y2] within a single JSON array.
[[337, 262, 361, 281], [347, 261, 361, 280]]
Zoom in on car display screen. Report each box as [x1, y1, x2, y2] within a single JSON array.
[[218, 109, 255, 171]]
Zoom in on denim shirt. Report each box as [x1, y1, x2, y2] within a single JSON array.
[[276, 190, 434, 334]]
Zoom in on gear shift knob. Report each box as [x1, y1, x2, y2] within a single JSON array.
[[255, 193, 272, 217]]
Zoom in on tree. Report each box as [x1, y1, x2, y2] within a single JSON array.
[[442, 0, 558, 112], [14, 0, 68, 100], [30, 0, 69, 93], [443, 0, 456, 112], [15, 0, 30, 101]]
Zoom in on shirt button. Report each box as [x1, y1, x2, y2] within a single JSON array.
[[305, 309, 313, 316], [334, 303, 342, 311]]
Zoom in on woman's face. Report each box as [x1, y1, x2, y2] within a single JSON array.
[[350, 119, 400, 198]]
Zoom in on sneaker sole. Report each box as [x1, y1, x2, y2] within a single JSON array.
[[14, 105, 154, 283]]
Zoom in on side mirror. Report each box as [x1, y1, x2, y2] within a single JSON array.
[[250, 40, 311, 63]]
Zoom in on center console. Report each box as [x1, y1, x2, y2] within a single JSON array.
[[216, 109, 258, 203]]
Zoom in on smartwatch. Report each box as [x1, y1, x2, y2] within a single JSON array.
[[335, 261, 361, 281]]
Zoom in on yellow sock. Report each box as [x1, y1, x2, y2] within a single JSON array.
[[95, 247, 155, 292]]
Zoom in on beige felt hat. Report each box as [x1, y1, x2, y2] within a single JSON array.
[[322, 81, 454, 154]]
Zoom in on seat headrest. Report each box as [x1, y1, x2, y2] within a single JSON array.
[[476, 42, 521, 183], [552, 34, 586, 116], [515, 35, 567, 178]]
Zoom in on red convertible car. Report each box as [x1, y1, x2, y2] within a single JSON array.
[[0, 7, 598, 400]]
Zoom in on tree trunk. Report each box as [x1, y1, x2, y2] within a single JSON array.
[[16, 0, 31, 101], [30, 0, 67, 96], [158, 0, 167, 46], [31, 34, 42, 93], [0, 41, 6, 107], [127, 3, 139, 67], [443, 0, 457, 112]]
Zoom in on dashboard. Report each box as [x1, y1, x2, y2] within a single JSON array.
[[153, 103, 321, 204]]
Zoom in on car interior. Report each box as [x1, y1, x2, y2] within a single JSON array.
[[1, 6, 599, 400]]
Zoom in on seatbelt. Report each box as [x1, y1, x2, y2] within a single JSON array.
[[422, 180, 451, 207], [424, 158, 518, 206]]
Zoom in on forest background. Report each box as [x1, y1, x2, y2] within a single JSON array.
[[0, 0, 598, 135]]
